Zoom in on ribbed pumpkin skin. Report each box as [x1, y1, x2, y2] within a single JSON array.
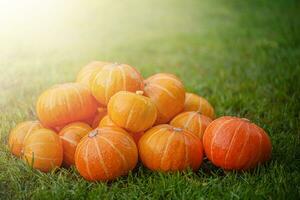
[[23, 128, 63, 172], [170, 111, 212, 139], [144, 73, 185, 124], [75, 127, 138, 181], [203, 116, 272, 170], [138, 124, 203, 171], [36, 83, 98, 128], [59, 122, 92, 167], [8, 121, 43, 157], [108, 91, 157, 133], [91, 63, 144, 105], [99, 115, 144, 144], [184, 93, 215, 119], [76, 61, 109, 87]]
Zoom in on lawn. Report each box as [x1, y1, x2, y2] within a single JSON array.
[[0, 0, 300, 199]]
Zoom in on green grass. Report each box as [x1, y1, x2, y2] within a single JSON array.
[[1, 0, 300, 199]]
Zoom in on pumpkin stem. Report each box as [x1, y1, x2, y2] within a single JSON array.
[[136, 90, 144, 95], [89, 129, 99, 138]]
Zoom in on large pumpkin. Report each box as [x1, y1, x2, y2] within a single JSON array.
[[170, 111, 212, 139], [36, 82, 98, 128], [108, 91, 157, 133], [59, 122, 92, 167], [23, 128, 63, 172], [75, 127, 138, 181], [144, 73, 185, 124], [8, 121, 43, 157], [203, 116, 272, 170], [99, 115, 144, 144], [90, 63, 144, 105], [138, 124, 203, 171], [76, 61, 109, 87], [184, 93, 215, 119]]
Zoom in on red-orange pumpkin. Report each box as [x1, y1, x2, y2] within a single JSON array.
[[138, 124, 203, 171], [8, 121, 43, 157], [91, 63, 144, 105], [184, 93, 215, 119], [76, 61, 109, 87], [107, 91, 157, 133], [144, 73, 185, 124], [170, 111, 212, 139], [99, 115, 144, 144], [36, 82, 98, 128], [203, 116, 272, 170], [75, 127, 138, 181], [59, 122, 92, 167], [23, 128, 63, 172]]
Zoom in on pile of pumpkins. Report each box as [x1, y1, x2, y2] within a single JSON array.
[[8, 62, 272, 181]]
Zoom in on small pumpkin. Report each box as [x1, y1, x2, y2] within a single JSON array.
[[23, 128, 63, 172], [75, 127, 138, 181], [99, 115, 144, 144], [170, 111, 212, 139], [138, 124, 203, 171], [59, 122, 92, 167], [91, 63, 144, 105], [184, 93, 215, 119], [144, 73, 185, 124], [203, 116, 272, 170], [108, 91, 157, 133], [8, 121, 43, 157], [76, 61, 109, 87], [36, 82, 98, 128]]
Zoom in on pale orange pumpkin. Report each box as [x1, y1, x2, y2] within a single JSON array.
[[8, 121, 43, 157], [144, 73, 185, 124], [75, 127, 138, 181], [170, 111, 212, 139], [203, 116, 272, 170], [36, 82, 98, 128], [108, 91, 157, 133], [90, 63, 144, 105], [184, 93, 215, 119], [23, 128, 63, 172], [76, 61, 109, 87], [138, 124, 203, 171], [59, 122, 92, 167]]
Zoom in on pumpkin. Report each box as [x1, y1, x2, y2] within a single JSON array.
[[8, 121, 43, 157], [184, 93, 215, 119], [203, 116, 272, 170], [75, 127, 138, 181], [90, 63, 144, 105], [170, 111, 212, 139], [138, 124, 203, 171], [87, 107, 107, 128], [144, 73, 185, 124], [23, 128, 63, 172], [36, 82, 98, 128], [99, 115, 144, 144], [108, 91, 157, 133], [59, 122, 92, 167], [76, 61, 109, 87]]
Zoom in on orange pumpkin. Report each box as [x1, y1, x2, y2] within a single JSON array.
[[203, 116, 272, 170], [59, 122, 92, 167], [8, 121, 43, 157], [138, 124, 203, 171], [75, 127, 138, 181], [108, 91, 157, 133], [144, 73, 185, 124], [36, 82, 98, 128], [170, 111, 212, 139], [90, 63, 144, 105], [99, 115, 144, 144], [23, 128, 63, 172], [76, 61, 109, 87], [184, 93, 215, 119]]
